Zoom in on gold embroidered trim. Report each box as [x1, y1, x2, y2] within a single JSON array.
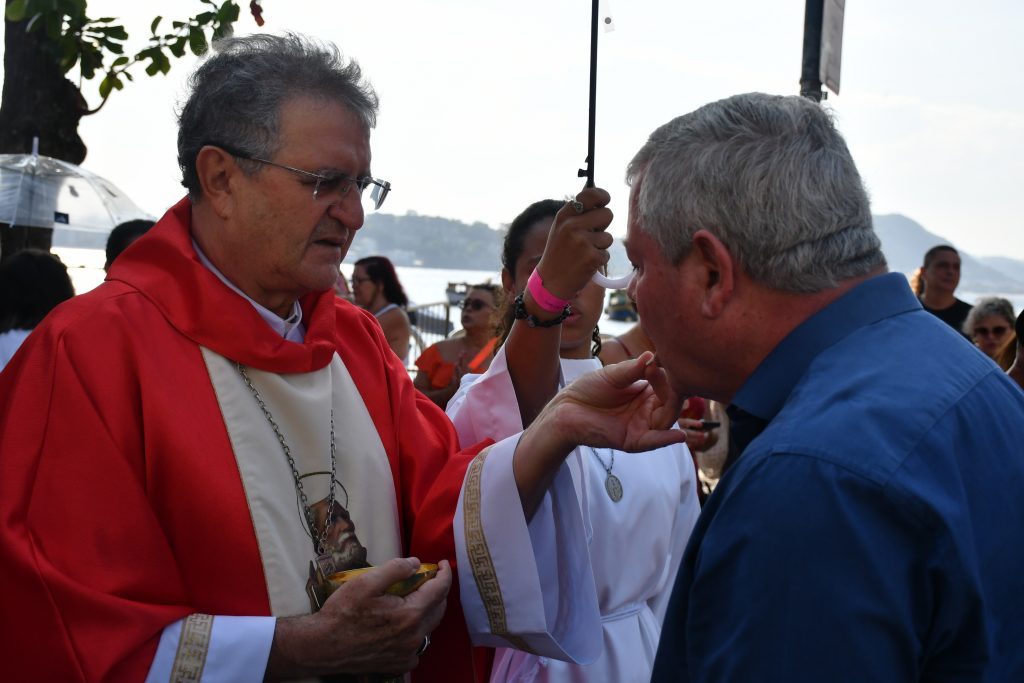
[[463, 447, 537, 654], [170, 613, 214, 682]]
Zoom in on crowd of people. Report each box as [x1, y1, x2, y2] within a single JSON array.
[[1, 32, 1023, 683]]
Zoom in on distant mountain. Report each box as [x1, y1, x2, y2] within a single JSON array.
[[977, 256, 1024, 285], [873, 214, 1024, 293], [347, 210, 632, 275]]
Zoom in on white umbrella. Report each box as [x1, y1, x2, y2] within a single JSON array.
[[0, 139, 151, 234]]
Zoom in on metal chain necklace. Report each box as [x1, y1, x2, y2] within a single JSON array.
[[558, 365, 623, 502], [590, 447, 623, 502], [236, 363, 343, 557]]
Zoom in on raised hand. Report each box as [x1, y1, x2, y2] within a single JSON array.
[[534, 187, 614, 301], [550, 351, 685, 453], [266, 557, 451, 679]]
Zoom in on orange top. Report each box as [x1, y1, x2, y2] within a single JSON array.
[[415, 344, 456, 389]]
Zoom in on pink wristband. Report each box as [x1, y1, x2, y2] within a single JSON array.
[[527, 269, 571, 313]]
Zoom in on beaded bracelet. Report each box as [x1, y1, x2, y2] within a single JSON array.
[[513, 293, 571, 328]]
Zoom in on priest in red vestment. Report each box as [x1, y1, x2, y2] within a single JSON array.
[[0, 33, 488, 682]]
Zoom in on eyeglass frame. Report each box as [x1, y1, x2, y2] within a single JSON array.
[[206, 142, 391, 210]]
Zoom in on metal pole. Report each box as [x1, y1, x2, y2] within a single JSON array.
[[800, 0, 824, 102], [580, 0, 599, 187]]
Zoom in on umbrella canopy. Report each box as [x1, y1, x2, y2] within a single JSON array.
[[0, 152, 151, 234]]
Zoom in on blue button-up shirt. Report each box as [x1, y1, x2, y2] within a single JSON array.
[[653, 273, 1024, 682]]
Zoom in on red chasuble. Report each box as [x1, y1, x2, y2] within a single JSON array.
[[0, 198, 489, 682]]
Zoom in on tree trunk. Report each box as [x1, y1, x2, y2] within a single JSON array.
[[0, 1, 90, 259]]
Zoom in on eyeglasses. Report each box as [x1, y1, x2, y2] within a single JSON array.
[[350, 275, 372, 286], [209, 143, 391, 210], [974, 325, 1009, 337], [459, 298, 494, 312]]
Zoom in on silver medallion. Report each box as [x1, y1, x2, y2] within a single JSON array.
[[605, 473, 623, 502]]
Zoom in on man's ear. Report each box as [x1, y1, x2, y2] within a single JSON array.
[[194, 146, 239, 219], [691, 229, 735, 318]]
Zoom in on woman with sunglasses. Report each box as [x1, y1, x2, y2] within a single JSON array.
[[413, 283, 500, 408], [351, 255, 412, 361], [963, 297, 1016, 360], [447, 194, 699, 683]]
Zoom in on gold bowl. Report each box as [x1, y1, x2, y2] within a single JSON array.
[[328, 562, 439, 597]]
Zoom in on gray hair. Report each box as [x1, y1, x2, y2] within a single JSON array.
[[963, 297, 1015, 337], [626, 92, 884, 293], [177, 32, 379, 199]]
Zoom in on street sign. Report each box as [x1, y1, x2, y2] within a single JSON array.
[[820, 0, 845, 95]]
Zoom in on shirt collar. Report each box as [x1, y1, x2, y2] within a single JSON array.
[[731, 272, 921, 421], [192, 239, 306, 342]]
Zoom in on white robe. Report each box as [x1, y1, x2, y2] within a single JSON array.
[[450, 349, 700, 682]]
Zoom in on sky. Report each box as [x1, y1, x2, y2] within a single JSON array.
[[3, 0, 1023, 260]]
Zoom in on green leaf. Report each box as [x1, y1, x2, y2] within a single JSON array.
[[64, 0, 87, 19], [99, 74, 113, 99], [5, 0, 29, 22], [150, 16, 162, 34], [195, 11, 215, 25], [169, 36, 187, 58], [102, 25, 129, 40], [145, 61, 161, 76], [111, 55, 129, 67], [188, 27, 208, 56], [100, 39, 124, 55]]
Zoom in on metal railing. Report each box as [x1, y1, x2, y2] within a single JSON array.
[[406, 301, 454, 372]]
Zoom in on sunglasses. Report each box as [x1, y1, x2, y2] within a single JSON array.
[[974, 325, 1008, 337], [459, 298, 493, 312]]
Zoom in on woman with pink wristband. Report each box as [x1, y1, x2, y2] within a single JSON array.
[[447, 192, 700, 682]]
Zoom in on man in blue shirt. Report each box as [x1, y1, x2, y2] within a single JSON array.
[[618, 93, 1024, 681]]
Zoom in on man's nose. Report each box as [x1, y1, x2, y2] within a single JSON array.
[[327, 194, 364, 229]]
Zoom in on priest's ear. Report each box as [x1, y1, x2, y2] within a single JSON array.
[[194, 145, 243, 219]]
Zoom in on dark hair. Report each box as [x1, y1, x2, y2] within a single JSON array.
[[105, 219, 155, 270], [354, 256, 408, 307], [922, 245, 959, 268], [1016, 309, 1024, 340], [495, 199, 601, 356], [500, 199, 564, 273], [177, 32, 378, 199], [0, 249, 75, 332]]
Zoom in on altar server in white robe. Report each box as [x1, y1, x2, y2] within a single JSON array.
[[450, 195, 701, 682]]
